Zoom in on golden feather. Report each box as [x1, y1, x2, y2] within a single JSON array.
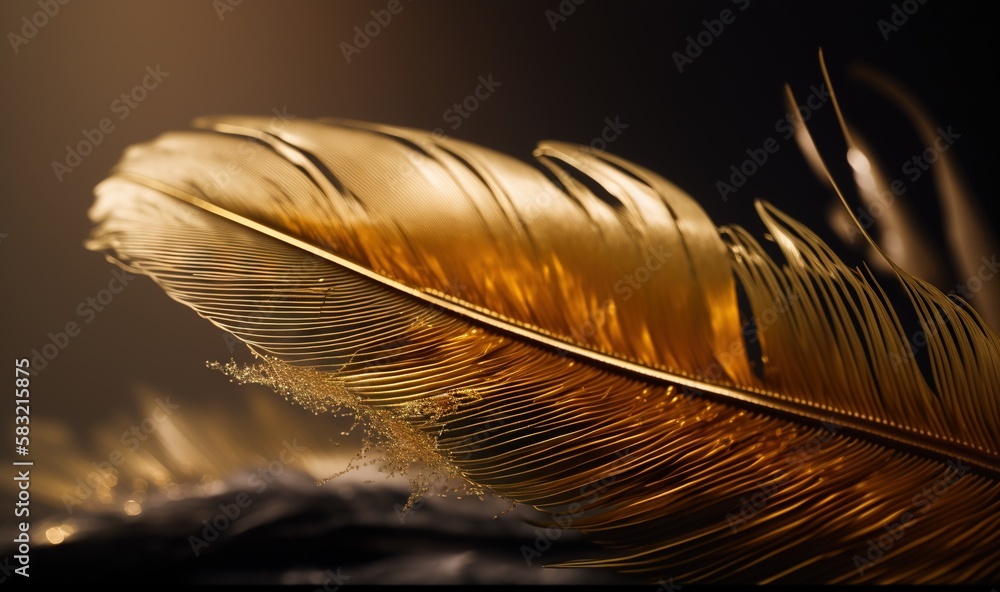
[[85, 68, 1000, 584]]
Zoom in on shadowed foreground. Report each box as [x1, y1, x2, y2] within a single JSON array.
[[4, 469, 634, 585]]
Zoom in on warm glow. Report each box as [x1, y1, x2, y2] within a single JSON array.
[[847, 147, 871, 173], [124, 499, 143, 516], [45, 527, 65, 544]]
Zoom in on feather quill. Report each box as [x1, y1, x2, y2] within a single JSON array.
[[86, 81, 1000, 583]]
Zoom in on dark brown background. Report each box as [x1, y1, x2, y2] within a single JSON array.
[[0, 0, 997, 582]]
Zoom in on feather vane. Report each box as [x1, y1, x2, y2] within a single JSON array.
[[87, 106, 1000, 583]]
